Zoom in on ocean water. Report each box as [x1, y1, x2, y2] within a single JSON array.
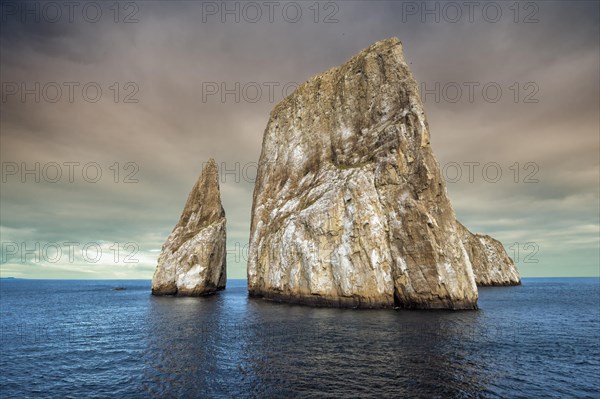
[[0, 278, 598, 398]]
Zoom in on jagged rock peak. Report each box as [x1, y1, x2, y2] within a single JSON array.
[[457, 222, 521, 286], [248, 38, 479, 309], [151, 159, 226, 296]]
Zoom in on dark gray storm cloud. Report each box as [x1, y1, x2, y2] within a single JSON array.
[[1, 0, 598, 278]]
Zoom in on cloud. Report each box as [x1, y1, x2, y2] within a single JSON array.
[[1, 1, 598, 279]]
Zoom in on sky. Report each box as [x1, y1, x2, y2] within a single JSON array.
[[0, 0, 598, 279]]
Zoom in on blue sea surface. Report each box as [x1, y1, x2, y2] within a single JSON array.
[[1, 278, 599, 398]]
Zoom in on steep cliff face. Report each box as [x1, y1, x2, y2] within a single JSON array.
[[247, 38, 479, 309], [456, 222, 521, 286], [152, 159, 226, 296]]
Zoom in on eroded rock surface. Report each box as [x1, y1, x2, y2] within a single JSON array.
[[152, 159, 226, 296], [457, 222, 521, 286], [247, 38, 479, 309]]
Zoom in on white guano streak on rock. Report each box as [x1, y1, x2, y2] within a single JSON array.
[[152, 160, 226, 296], [248, 37, 515, 308]]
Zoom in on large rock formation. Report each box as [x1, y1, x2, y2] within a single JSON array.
[[248, 38, 480, 309], [457, 222, 521, 286], [152, 159, 226, 296]]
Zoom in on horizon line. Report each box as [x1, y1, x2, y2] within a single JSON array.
[[1, 276, 599, 281]]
